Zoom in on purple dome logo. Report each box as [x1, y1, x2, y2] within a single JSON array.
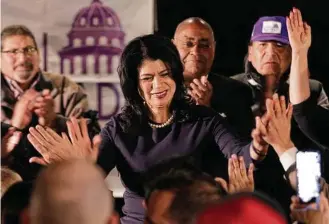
[[58, 0, 125, 75]]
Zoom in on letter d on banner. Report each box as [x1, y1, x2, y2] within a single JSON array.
[[97, 83, 120, 120]]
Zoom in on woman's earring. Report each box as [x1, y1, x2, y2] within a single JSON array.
[[138, 89, 146, 105]]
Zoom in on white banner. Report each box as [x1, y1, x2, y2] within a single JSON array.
[[2, 0, 155, 127]]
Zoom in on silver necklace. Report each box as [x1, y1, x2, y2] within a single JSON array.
[[148, 114, 174, 128]]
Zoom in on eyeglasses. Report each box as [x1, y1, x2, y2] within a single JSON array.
[[1, 46, 37, 57], [175, 38, 215, 50]]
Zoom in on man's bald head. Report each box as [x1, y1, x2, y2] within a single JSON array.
[[29, 159, 113, 224], [174, 17, 214, 41], [173, 17, 216, 80]]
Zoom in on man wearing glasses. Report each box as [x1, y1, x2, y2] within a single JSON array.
[[173, 17, 254, 138], [1, 25, 97, 181]]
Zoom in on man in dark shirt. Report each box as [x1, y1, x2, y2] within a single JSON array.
[[232, 14, 329, 178], [232, 15, 329, 149], [232, 11, 329, 217], [172, 17, 254, 138]]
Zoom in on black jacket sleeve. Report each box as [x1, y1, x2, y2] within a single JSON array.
[[293, 96, 329, 150]]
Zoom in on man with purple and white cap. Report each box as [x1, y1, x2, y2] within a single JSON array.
[[251, 16, 290, 45], [234, 16, 292, 114], [233, 12, 328, 150], [233, 8, 329, 219]]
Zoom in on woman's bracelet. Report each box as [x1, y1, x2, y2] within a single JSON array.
[[252, 143, 267, 157]]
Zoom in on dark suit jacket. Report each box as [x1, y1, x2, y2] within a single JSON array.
[[196, 73, 256, 186], [293, 94, 329, 150], [208, 72, 255, 139]]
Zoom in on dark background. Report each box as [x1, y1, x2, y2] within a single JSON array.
[[155, 0, 329, 94]]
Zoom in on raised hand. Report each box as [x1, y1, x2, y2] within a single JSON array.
[[1, 127, 22, 157], [263, 94, 295, 156], [33, 89, 57, 127], [286, 7, 311, 53], [66, 118, 101, 162], [187, 76, 213, 106], [290, 192, 329, 224], [28, 117, 101, 165], [250, 114, 270, 160], [11, 89, 40, 129], [216, 154, 254, 194]]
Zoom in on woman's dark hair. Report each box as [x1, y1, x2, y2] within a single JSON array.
[[117, 34, 190, 133]]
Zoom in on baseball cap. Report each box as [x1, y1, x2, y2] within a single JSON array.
[[250, 16, 289, 45]]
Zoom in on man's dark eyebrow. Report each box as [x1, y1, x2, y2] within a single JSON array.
[[199, 38, 210, 42], [183, 36, 195, 41], [182, 36, 210, 42], [2, 45, 35, 51]]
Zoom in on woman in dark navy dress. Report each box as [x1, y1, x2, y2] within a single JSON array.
[[96, 34, 269, 223], [28, 34, 269, 224]]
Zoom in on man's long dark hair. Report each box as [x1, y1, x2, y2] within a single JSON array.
[[117, 34, 191, 133]]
